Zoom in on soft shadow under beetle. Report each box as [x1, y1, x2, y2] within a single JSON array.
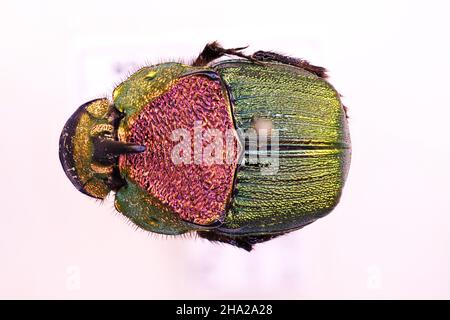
[[59, 42, 351, 251]]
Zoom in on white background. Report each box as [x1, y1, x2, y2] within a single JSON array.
[[0, 0, 449, 299]]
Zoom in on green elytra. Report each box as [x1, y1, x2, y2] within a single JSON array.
[[212, 60, 350, 235], [59, 43, 351, 251]]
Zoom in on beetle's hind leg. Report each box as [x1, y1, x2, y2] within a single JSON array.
[[252, 50, 328, 78], [197, 231, 284, 251], [192, 41, 259, 66]]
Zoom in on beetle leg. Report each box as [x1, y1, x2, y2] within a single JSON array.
[[251, 50, 328, 78], [92, 137, 146, 165], [104, 167, 126, 192], [197, 231, 285, 251], [192, 41, 260, 66]]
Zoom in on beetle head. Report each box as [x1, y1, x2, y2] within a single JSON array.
[[59, 98, 145, 199]]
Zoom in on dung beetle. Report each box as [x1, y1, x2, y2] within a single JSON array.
[[59, 42, 351, 251]]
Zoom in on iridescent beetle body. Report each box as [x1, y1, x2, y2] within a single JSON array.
[[59, 42, 351, 250]]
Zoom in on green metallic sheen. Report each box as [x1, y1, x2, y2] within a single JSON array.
[[59, 43, 351, 250], [111, 60, 350, 239], [115, 178, 192, 235], [112, 63, 227, 235], [113, 63, 209, 137], [212, 60, 351, 236]]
